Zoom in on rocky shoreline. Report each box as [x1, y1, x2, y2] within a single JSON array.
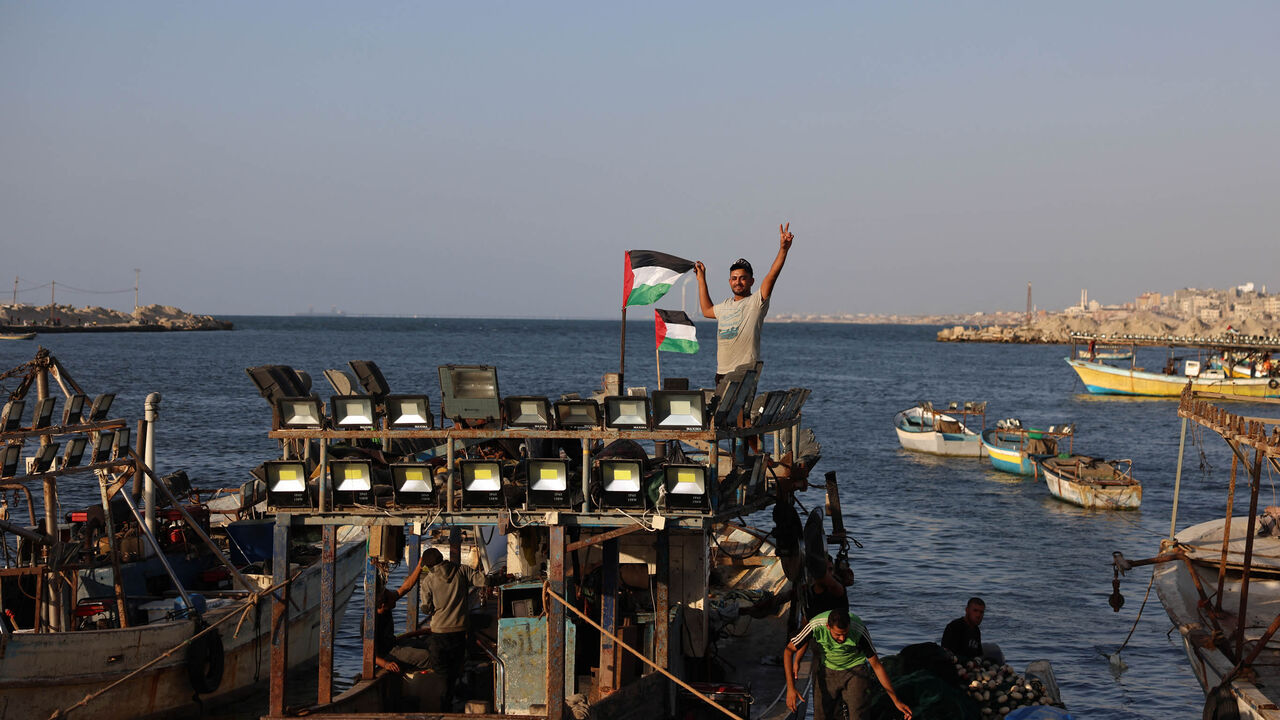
[[1, 303, 232, 333], [937, 310, 1280, 344]]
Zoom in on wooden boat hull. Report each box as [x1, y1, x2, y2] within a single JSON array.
[[1066, 358, 1280, 398], [1040, 457, 1140, 510], [0, 536, 365, 720], [981, 430, 1036, 475], [894, 407, 986, 457], [0, 333, 35, 340], [1155, 517, 1280, 719]]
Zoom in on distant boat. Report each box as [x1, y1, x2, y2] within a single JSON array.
[[980, 421, 1074, 476], [1040, 455, 1141, 510], [1066, 357, 1280, 398], [894, 401, 987, 457], [0, 332, 35, 340]]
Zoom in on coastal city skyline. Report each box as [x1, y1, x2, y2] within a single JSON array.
[[4, 4, 1278, 318]]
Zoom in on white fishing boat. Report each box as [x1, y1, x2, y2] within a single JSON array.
[[894, 401, 987, 457], [1039, 455, 1140, 510], [1113, 388, 1280, 719]]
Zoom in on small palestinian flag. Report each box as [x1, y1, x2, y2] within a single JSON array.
[[624, 250, 695, 307], [655, 309, 699, 354]]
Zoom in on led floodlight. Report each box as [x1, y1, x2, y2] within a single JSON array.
[[331, 395, 377, 429], [391, 463, 436, 506], [276, 396, 324, 429], [1, 399, 25, 432], [30, 442, 59, 474], [330, 459, 375, 508], [604, 396, 650, 430], [62, 436, 88, 468], [31, 397, 57, 430], [91, 430, 115, 464], [663, 464, 709, 512], [652, 391, 708, 430], [62, 394, 87, 426], [1, 444, 21, 478], [598, 459, 646, 510], [348, 360, 391, 397], [503, 396, 552, 428], [387, 395, 433, 429], [88, 393, 115, 422], [439, 365, 501, 424], [526, 458, 572, 509], [553, 400, 600, 429], [113, 427, 131, 459], [265, 460, 312, 509], [459, 459, 504, 509]]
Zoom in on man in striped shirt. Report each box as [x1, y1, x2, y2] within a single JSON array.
[[783, 608, 912, 720]]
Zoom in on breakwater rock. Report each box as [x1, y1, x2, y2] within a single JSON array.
[[938, 311, 1280, 344], [1, 303, 232, 333]]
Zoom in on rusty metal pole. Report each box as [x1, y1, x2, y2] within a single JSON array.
[[546, 524, 566, 720], [1217, 452, 1238, 611], [655, 530, 670, 670], [1170, 417, 1187, 539], [41, 476, 62, 632], [318, 524, 336, 705], [97, 472, 129, 627], [269, 513, 291, 717], [1235, 449, 1265, 657], [362, 544, 378, 680], [407, 522, 421, 633], [598, 538, 619, 695]]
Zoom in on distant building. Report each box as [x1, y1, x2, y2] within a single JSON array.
[[1136, 292, 1162, 311], [1199, 307, 1222, 322]]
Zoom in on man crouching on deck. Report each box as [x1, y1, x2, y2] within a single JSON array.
[[784, 608, 912, 720]]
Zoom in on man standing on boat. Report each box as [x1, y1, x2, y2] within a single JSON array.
[[941, 597, 986, 660], [695, 222, 794, 385], [784, 608, 913, 720]]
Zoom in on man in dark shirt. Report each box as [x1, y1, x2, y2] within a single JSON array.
[[941, 597, 985, 659]]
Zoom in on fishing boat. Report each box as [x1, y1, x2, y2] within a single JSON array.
[[1066, 333, 1280, 398], [0, 350, 366, 720], [1039, 455, 1140, 510], [1111, 388, 1280, 719], [980, 420, 1073, 476], [241, 359, 833, 720], [894, 401, 987, 457], [0, 332, 35, 340]]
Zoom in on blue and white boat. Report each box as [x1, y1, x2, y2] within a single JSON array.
[[893, 401, 987, 457], [980, 420, 1074, 476]]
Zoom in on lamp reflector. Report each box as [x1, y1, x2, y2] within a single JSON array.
[[526, 458, 572, 509], [30, 442, 59, 474], [1, 444, 21, 478], [554, 400, 600, 429], [88, 393, 115, 422], [277, 396, 324, 429], [1, 400, 25, 432], [439, 365, 501, 422], [91, 431, 114, 463], [387, 395, 433, 428], [599, 458, 645, 509], [265, 460, 312, 508], [459, 459, 504, 508], [330, 460, 375, 507], [503, 396, 552, 428], [63, 437, 88, 468], [63, 394, 87, 425], [653, 391, 707, 430], [31, 397, 57, 430], [604, 396, 650, 429], [331, 395, 377, 428], [391, 463, 436, 505], [663, 464, 709, 511]]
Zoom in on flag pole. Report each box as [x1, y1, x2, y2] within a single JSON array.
[[656, 343, 662, 390], [619, 306, 627, 388]]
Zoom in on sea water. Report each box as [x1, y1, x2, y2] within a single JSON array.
[[1, 317, 1239, 718]]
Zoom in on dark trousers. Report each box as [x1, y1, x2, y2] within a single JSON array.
[[427, 630, 468, 709], [814, 664, 870, 720]]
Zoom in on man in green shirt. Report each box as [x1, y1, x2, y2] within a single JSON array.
[[783, 609, 912, 720]]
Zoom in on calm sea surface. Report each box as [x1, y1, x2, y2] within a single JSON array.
[[2, 317, 1252, 718]]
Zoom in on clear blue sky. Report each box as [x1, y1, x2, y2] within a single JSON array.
[[3, 3, 1277, 318]]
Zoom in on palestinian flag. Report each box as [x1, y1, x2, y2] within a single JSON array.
[[624, 250, 695, 307], [655, 309, 699, 354]]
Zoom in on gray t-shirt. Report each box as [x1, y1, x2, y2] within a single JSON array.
[[713, 292, 770, 375]]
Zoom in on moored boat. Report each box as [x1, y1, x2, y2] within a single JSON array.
[[1039, 455, 1140, 510], [0, 332, 35, 340], [894, 401, 987, 457], [0, 350, 366, 720], [980, 420, 1073, 476], [1066, 357, 1280, 398]]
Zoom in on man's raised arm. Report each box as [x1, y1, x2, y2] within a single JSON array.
[[694, 261, 716, 318], [758, 222, 794, 301]]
